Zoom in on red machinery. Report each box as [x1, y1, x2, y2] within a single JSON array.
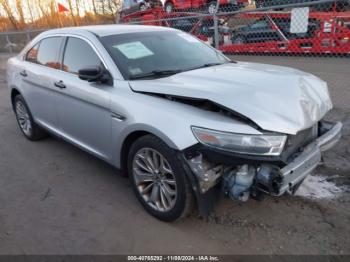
[[162, 0, 249, 13], [220, 11, 350, 55], [120, 7, 165, 25], [120, 8, 350, 55]]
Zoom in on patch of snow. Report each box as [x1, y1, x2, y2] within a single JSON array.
[[295, 175, 343, 199]]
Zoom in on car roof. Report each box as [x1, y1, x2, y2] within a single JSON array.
[[44, 24, 176, 37]]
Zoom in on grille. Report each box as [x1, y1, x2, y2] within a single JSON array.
[[283, 123, 319, 160]]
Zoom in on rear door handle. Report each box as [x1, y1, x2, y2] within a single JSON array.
[[54, 80, 66, 89], [20, 70, 27, 77]]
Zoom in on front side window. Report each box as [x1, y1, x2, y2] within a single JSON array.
[[36, 37, 62, 69], [25, 43, 39, 63], [62, 37, 103, 74], [100, 31, 229, 80]]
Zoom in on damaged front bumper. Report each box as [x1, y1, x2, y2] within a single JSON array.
[[276, 121, 342, 196], [183, 121, 342, 201]]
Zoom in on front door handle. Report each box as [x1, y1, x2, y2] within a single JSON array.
[[54, 80, 66, 89], [20, 70, 27, 77]]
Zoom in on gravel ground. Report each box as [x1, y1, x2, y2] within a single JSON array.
[[0, 54, 349, 255]]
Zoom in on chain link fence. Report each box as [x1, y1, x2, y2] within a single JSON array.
[[0, 1, 349, 56], [117, 0, 350, 124], [0, 29, 47, 54], [119, 0, 350, 56]]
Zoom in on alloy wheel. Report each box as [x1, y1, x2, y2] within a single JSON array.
[[132, 148, 177, 212], [208, 3, 217, 14], [165, 4, 173, 13], [15, 100, 32, 136], [140, 4, 147, 11]]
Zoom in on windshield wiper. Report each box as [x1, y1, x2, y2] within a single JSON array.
[[129, 69, 183, 80], [201, 62, 224, 68], [185, 62, 226, 72]]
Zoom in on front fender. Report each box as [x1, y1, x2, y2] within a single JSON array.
[[111, 122, 198, 169]]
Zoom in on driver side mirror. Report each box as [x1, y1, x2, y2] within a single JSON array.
[[78, 66, 111, 84]]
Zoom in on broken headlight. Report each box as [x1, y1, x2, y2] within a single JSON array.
[[192, 126, 287, 156]]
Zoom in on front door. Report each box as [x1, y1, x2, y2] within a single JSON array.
[[54, 37, 113, 160]]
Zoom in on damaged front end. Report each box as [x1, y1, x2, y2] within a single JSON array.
[[181, 121, 342, 215]]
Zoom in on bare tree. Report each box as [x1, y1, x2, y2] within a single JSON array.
[[37, 0, 53, 27], [92, 0, 98, 16], [49, 0, 60, 27], [0, 0, 19, 29], [75, 0, 81, 17], [25, 0, 36, 26], [67, 0, 78, 25], [107, 0, 117, 19], [15, 0, 25, 27]]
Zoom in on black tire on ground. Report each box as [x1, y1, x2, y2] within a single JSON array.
[[127, 134, 194, 221], [13, 94, 48, 141], [164, 2, 174, 13]]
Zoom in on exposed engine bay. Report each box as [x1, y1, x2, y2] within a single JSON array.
[[182, 121, 342, 209], [131, 86, 340, 215], [185, 152, 287, 202]]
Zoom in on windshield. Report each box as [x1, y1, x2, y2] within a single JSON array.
[[100, 30, 230, 80]]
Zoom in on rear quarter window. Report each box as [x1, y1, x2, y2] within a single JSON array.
[[25, 43, 39, 63]]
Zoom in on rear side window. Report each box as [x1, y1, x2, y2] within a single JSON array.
[[62, 37, 103, 74], [36, 37, 62, 69], [26, 43, 39, 63]]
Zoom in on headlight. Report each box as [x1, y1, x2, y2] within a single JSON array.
[[192, 127, 287, 156]]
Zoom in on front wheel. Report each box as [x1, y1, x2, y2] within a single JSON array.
[[127, 135, 194, 221]]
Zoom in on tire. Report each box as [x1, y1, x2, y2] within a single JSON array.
[[127, 135, 194, 221], [13, 94, 48, 141], [140, 3, 147, 11], [164, 2, 174, 13], [207, 1, 218, 14], [255, 0, 263, 8]]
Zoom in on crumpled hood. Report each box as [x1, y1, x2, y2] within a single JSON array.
[[129, 62, 332, 135]]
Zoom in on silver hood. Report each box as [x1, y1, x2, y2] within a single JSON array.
[[129, 62, 332, 135]]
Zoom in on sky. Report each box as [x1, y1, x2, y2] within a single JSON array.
[[0, 0, 97, 21]]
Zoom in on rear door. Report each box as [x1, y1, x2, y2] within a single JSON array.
[[53, 36, 113, 160], [20, 36, 64, 131]]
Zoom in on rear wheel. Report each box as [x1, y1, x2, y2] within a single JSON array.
[[13, 94, 48, 141], [127, 135, 193, 221], [164, 2, 174, 13], [207, 1, 218, 14]]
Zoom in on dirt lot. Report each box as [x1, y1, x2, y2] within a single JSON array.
[[0, 54, 349, 255]]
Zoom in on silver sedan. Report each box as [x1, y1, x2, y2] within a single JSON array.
[[7, 25, 341, 221]]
